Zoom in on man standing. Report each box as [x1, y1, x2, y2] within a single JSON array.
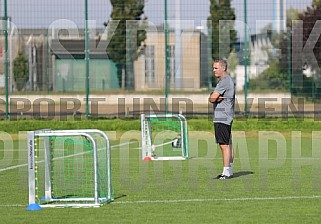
[[209, 58, 235, 179]]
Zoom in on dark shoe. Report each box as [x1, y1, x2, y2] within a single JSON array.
[[216, 174, 232, 179]]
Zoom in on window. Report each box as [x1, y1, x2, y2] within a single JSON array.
[[145, 45, 155, 84], [169, 45, 175, 84]]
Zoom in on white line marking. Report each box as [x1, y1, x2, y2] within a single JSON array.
[[0, 141, 136, 173], [112, 195, 321, 204], [0, 163, 28, 172], [112, 142, 137, 148], [2, 195, 321, 207], [132, 139, 175, 150], [0, 204, 25, 207]]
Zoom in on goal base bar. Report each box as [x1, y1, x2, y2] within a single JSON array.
[[40, 203, 104, 208], [149, 156, 187, 161], [35, 197, 112, 208]]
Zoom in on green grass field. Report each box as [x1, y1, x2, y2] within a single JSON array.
[[1, 119, 321, 223]]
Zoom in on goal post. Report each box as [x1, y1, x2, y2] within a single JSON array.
[[141, 113, 189, 161], [27, 129, 113, 209]]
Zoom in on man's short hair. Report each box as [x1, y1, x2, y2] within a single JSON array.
[[214, 58, 228, 71]]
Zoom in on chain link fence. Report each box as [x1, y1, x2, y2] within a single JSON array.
[[0, 0, 318, 118]]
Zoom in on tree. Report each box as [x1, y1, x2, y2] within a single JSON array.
[[208, 0, 237, 60], [227, 48, 239, 78], [286, 7, 301, 28], [313, 0, 321, 7], [13, 50, 28, 91], [248, 61, 288, 91], [291, 3, 321, 94], [105, 0, 147, 89], [276, 8, 300, 72], [297, 4, 321, 71], [276, 3, 321, 98]]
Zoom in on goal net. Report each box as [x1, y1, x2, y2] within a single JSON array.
[[141, 114, 189, 161], [27, 129, 113, 209]]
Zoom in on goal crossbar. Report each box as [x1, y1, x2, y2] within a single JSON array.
[[27, 129, 113, 209]]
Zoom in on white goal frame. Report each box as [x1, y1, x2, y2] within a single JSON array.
[[141, 114, 189, 161], [27, 129, 113, 208]]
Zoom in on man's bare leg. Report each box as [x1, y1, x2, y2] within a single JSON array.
[[220, 144, 231, 176]]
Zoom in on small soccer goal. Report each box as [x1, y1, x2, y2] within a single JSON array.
[[141, 113, 189, 161], [26, 129, 113, 209]]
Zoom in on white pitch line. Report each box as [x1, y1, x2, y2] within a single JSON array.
[[0, 141, 136, 173], [0, 163, 28, 172], [0, 204, 25, 207], [132, 139, 175, 150], [2, 195, 321, 207], [112, 142, 137, 148], [112, 195, 321, 204]]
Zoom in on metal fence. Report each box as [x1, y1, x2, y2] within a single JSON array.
[[0, 0, 318, 118]]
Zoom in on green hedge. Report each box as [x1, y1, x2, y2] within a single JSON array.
[[0, 118, 320, 133]]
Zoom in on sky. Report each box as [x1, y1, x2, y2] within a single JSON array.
[[1, 0, 314, 36]]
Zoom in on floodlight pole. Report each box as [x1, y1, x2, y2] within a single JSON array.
[[4, 0, 8, 120], [85, 0, 90, 119], [164, 0, 170, 114], [243, 0, 249, 117], [287, 28, 292, 95], [174, 0, 182, 89], [46, 29, 50, 93]]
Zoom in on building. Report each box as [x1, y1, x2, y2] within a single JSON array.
[[1, 28, 209, 92], [134, 30, 209, 91]]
